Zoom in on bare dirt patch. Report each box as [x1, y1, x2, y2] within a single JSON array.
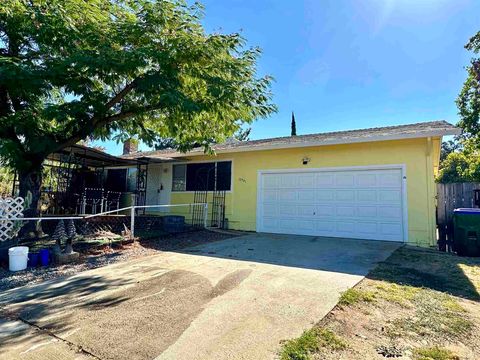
[[279, 246, 480, 360]]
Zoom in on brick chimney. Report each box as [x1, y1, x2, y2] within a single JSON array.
[[123, 139, 138, 155]]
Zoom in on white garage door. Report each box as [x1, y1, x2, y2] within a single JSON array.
[[257, 167, 406, 242]]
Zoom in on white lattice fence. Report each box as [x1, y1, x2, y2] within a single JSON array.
[[0, 197, 24, 242]]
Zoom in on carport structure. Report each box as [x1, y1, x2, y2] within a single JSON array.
[[9, 144, 172, 216]]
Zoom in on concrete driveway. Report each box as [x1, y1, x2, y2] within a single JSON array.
[[0, 233, 400, 360]]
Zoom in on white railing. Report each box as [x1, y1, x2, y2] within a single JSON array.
[[0, 202, 209, 241]]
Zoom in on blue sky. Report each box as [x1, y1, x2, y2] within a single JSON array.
[[99, 0, 479, 154]]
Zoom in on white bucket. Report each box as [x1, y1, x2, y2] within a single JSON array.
[[9, 246, 29, 272]]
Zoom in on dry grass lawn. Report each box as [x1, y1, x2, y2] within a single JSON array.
[[279, 246, 480, 360]]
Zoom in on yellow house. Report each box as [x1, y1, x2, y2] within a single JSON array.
[[125, 121, 459, 247]]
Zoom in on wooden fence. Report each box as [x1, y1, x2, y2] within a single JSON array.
[[436, 182, 480, 250]]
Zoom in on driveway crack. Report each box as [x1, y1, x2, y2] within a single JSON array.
[[16, 316, 103, 360]]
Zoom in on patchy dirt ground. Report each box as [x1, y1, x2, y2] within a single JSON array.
[[280, 246, 480, 360], [0, 230, 240, 292]]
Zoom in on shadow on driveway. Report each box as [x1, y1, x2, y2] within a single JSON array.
[[0, 265, 253, 360], [177, 233, 402, 276]]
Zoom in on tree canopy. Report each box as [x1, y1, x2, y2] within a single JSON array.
[[437, 29, 480, 183], [437, 140, 480, 183], [0, 0, 276, 174], [0, 0, 276, 225], [457, 30, 480, 146]]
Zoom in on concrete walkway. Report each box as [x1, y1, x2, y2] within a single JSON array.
[[0, 233, 400, 360]]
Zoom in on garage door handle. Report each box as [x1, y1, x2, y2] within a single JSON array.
[[313, 212, 316, 215]]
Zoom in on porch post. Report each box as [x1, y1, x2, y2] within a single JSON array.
[[203, 202, 209, 229], [130, 193, 136, 240], [11, 170, 17, 197]]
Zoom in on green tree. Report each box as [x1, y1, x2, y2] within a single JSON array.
[[233, 127, 251, 141], [0, 0, 276, 225], [457, 30, 480, 145], [0, 165, 13, 196], [440, 138, 462, 162], [154, 127, 251, 150], [437, 140, 480, 183], [291, 111, 297, 136]]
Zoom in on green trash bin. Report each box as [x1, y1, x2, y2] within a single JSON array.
[[453, 208, 480, 257]]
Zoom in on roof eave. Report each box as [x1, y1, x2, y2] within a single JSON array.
[[164, 128, 461, 158]]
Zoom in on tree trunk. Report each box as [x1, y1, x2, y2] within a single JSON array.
[[18, 162, 43, 238]]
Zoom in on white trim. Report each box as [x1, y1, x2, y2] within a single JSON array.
[[256, 164, 408, 243], [161, 129, 460, 158]]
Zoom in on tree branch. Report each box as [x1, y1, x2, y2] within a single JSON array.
[[52, 104, 160, 152], [101, 80, 138, 116]]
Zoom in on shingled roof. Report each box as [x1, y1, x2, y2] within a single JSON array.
[[123, 120, 460, 159]]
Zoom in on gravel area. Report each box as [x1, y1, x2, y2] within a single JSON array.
[[0, 229, 240, 292]]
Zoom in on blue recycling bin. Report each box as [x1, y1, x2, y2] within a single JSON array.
[[39, 248, 50, 266]]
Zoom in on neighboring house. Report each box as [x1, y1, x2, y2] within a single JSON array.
[[119, 121, 459, 247]]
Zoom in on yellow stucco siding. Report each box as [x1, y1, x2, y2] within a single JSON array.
[[170, 137, 441, 247]]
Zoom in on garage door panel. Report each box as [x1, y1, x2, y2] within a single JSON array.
[[278, 218, 316, 232], [263, 189, 278, 201], [379, 223, 403, 236], [263, 175, 279, 189], [356, 222, 378, 235], [262, 217, 278, 230], [336, 222, 355, 233], [298, 190, 315, 203], [316, 190, 334, 201], [336, 190, 355, 202], [378, 190, 401, 202], [258, 168, 405, 242], [280, 174, 298, 188], [357, 206, 377, 217], [279, 190, 297, 202], [263, 204, 277, 216], [316, 205, 332, 216], [279, 205, 296, 216], [298, 205, 315, 216], [379, 206, 402, 219], [378, 173, 402, 187], [316, 174, 335, 187], [357, 190, 377, 202], [335, 174, 355, 187], [357, 173, 377, 187], [316, 221, 335, 232], [336, 206, 356, 217], [298, 174, 316, 188]]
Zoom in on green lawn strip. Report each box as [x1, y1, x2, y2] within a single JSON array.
[[338, 287, 376, 306], [373, 282, 420, 307], [280, 328, 346, 360], [388, 289, 472, 340], [413, 346, 459, 360]]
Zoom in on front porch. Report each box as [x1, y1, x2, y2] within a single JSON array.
[[10, 144, 165, 216], [3, 144, 229, 252]]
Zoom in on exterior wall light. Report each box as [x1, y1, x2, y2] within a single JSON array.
[[302, 157, 311, 165]]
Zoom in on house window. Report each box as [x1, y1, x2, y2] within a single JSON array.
[[172, 161, 232, 191], [105, 167, 137, 192], [126, 168, 137, 192], [106, 169, 127, 192], [172, 164, 187, 191]]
